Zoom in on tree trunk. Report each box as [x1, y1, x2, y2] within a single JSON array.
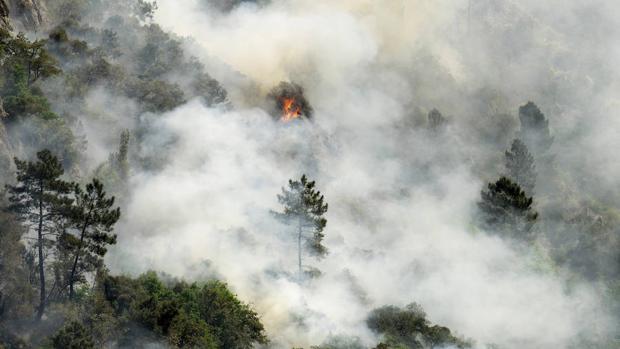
[[68, 221, 88, 300], [36, 179, 45, 320], [298, 217, 302, 281]]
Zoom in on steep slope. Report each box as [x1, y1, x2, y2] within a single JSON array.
[[0, 0, 9, 28], [6, 0, 47, 31]]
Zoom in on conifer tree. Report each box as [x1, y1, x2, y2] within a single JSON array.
[[505, 138, 536, 195], [111, 129, 130, 182], [478, 176, 538, 241], [273, 174, 328, 279], [66, 178, 120, 299], [517, 102, 553, 156], [428, 108, 445, 131], [5, 150, 73, 319]]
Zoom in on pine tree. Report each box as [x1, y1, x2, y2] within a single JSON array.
[[111, 129, 130, 182], [478, 177, 538, 241], [66, 178, 120, 299], [517, 102, 553, 156], [5, 150, 73, 319], [273, 174, 328, 279], [505, 138, 536, 195], [428, 108, 445, 131]]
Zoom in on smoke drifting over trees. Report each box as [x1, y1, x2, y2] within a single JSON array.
[[0, 0, 619, 348]]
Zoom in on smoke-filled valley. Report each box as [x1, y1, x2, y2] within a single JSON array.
[[0, 0, 619, 348]]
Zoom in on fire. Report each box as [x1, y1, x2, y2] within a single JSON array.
[[280, 97, 302, 122]]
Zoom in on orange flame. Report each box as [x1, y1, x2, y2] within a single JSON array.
[[280, 97, 302, 122]]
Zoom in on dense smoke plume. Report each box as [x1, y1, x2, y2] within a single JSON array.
[[77, 0, 620, 348]]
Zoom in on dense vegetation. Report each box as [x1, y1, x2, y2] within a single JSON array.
[[0, 1, 266, 347]]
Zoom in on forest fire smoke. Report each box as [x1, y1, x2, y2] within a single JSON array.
[[268, 81, 313, 122]]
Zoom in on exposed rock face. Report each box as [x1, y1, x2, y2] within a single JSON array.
[[0, 98, 6, 119], [0, 1, 13, 181], [7, 0, 47, 31], [0, 105, 15, 184], [0, 0, 10, 28]]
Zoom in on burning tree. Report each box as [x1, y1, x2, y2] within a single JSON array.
[[268, 81, 313, 122], [273, 174, 328, 280]]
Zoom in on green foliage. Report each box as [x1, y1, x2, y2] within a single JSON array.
[[478, 176, 538, 241], [65, 57, 125, 98], [193, 280, 267, 348], [0, 32, 61, 88], [5, 150, 73, 319], [311, 335, 365, 349], [274, 174, 328, 278], [367, 303, 472, 349], [505, 138, 536, 195], [47, 27, 90, 62], [136, 24, 184, 79], [100, 272, 267, 348], [65, 178, 120, 299], [1, 65, 58, 121], [125, 78, 186, 113], [168, 310, 218, 348], [51, 321, 95, 349]]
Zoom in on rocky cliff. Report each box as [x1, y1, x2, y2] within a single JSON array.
[[0, 0, 9, 28], [1, 0, 47, 31], [9, 0, 47, 31]]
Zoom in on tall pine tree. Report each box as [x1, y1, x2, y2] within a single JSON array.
[[66, 178, 120, 299], [5, 150, 72, 319], [273, 174, 328, 279], [505, 138, 536, 195]]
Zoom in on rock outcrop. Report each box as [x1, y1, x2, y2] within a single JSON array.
[[0, 104, 15, 184], [7, 0, 47, 31], [0, 0, 10, 28]]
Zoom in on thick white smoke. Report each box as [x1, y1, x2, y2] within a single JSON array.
[[105, 1, 619, 348]]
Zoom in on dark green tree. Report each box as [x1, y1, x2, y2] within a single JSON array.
[[505, 138, 536, 195], [1, 28, 60, 122], [478, 176, 538, 241], [273, 174, 328, 279], [168, 310, 218, 349], [517, 102, 553, 156], [196, 280, 268, 348], [0, 31, 61, 87], [67, 178, 120, 299], [51, 321, 95, 349], [112, 129, 130, 182], [99, 272, 267, 348], [367, 303, 471, 349], [5, 150, 73, 320]]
